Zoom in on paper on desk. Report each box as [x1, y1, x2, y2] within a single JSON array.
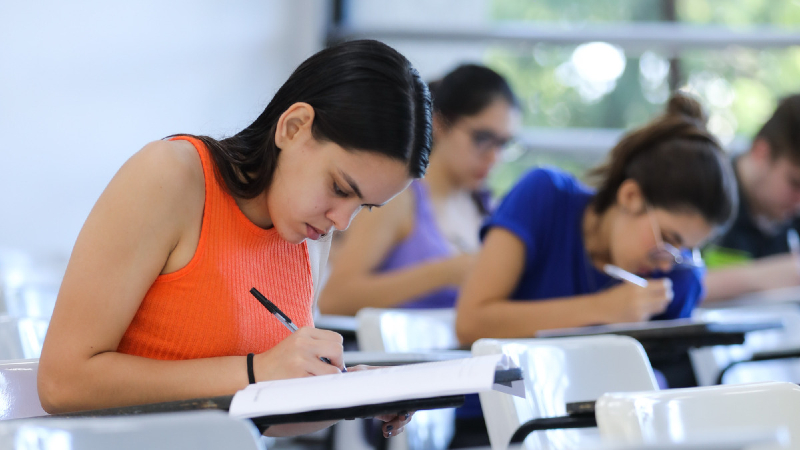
[[229, 354, 523, 419]]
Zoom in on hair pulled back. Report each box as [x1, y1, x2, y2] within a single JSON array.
[[587, 92, 737, 228], [188, 39, 432, 199]]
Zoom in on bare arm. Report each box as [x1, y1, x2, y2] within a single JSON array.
[[38, 141, 345, 421], [455, 228, 672, 346], [318, 189, 472, 316], [703, 253, 800, 302]]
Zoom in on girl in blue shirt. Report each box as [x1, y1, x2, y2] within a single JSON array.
[[456, 93, 738, 344]]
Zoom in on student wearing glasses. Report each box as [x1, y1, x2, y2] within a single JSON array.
[[455, 93, 738, 346], [318, 64, 520, 315]]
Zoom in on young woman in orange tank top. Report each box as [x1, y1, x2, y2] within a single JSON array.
[[37, 39, 433, 438]]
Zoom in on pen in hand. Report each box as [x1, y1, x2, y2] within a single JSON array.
[[603, 264, 649, 288], [249, 287, 346, 372]]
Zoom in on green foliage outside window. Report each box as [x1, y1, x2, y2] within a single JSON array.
[[484, 0, 800, 196]]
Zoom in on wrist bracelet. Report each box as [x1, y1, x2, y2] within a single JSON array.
[[246, 353, 256, 384]]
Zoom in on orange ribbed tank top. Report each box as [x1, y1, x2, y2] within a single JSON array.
[[117, 136, 314, 360]]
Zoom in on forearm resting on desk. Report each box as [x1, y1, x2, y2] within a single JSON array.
[[38, 351, 252, 414], [703, 253, 800, 302], [455, 294, 617, 345]]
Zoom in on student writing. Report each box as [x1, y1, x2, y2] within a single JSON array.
[[455, 93, 738, 345], [37, 39, 431, 438]]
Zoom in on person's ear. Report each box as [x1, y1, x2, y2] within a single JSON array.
[[274, 102, 315, 150], [616, 179, 645, 215]]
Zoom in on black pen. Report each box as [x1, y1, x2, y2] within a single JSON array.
[[249, 287, 346, 372]]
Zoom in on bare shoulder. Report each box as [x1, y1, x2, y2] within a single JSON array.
[[123, 139, 204, 196], [92, 139, 206, 249]]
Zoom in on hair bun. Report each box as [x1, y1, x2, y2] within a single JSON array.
[[666, 92, 707, 123]]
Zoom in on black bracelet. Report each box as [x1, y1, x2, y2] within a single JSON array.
[[246, 353, 256, 384]]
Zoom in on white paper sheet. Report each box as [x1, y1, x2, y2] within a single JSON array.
[[229, 354, 523, 419]]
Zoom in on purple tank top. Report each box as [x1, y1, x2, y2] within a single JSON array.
[[377, 180, 459, 308]]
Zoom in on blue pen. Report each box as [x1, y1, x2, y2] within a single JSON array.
[[249, 287, 346, 372]]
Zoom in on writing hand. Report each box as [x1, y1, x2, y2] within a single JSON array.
[[253, 327, 344, 381], [602, 278, 673, 322]]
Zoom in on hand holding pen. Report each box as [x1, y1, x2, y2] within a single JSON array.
[[602, 264, 672, 321], [250, 287, 347, 375]]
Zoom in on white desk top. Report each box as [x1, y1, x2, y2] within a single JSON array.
[[703, 285, 800, 309]]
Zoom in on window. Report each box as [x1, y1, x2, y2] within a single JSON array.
[[330, 0, 800, 194]]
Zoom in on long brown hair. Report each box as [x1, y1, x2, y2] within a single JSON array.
[[586, 92, 737, 228]]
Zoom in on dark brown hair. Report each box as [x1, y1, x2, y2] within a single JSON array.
[[754, 94, 800, 165], [428, 63, 519, 126], [179, 39, 432, 199], [586, 92, 737, 228]]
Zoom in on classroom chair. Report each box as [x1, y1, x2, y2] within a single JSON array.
[[690, 304, 800, 385], [472, 335, 659, 450], [0, 410, 264, 450], [596, 381, 800, 449], [0, 359, 46, 420], [350, 307, 458, 450], [590, 428, 788, 450], [355, 307, 458, 353]]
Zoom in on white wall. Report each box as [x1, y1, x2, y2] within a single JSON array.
[[0, 0, 326, 258]]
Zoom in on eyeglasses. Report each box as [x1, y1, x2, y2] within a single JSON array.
[[646, 206, 704, 268], [457, 124, 515, 155]]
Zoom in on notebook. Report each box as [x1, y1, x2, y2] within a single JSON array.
[[229, 354, 524, 419]]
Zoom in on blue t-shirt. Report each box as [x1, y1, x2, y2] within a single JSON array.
[[481, 167, 704, 320]]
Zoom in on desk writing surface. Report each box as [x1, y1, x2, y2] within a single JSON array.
[[51, 394, 465, 433], [702, 285, 800, 309], [51, 360, 522, 431], [535, 319, 782, 372], [535, 318, 781, 341]]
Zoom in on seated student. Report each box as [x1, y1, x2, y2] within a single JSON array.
[[456, 93, 738, 346], [318, 64, 520, 315], [703, 94, 800, 302], [37, 40, 432, 438]]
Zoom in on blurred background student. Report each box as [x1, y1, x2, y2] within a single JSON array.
[[318, 64, 520, 315], [703, 94, 800, 301], [455, 93, 737, 347]]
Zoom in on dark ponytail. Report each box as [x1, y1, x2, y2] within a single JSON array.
[[587, 92, 737, 228], [182, 39, 432, 199]]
